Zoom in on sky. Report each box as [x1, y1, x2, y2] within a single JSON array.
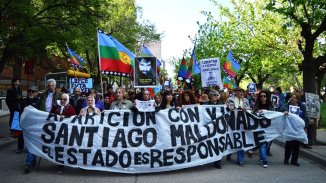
[[135, 0, 221, 77]]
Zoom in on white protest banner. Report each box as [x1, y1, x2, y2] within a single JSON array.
[[21, 105, 307, 174], [135, 99, 155, 112], [200, 58, 222, 88]]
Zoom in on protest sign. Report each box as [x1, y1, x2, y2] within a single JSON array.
[[200, 58, 222, 88], [21, 105, 307, 173]]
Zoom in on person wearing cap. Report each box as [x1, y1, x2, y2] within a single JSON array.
[[225, 87, 250, 166], [22, 86, 41, 173], [5, 78, 23, 134]]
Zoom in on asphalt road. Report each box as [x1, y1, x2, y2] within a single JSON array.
[[0, 140, 325, 183]]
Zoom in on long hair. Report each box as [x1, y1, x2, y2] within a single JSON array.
[[160, 90, 175, 109], [179, 89, 197, 105], [256, 90, 273, 110]]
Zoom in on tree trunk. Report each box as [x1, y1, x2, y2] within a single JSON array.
[[302, 59, 316, 93], [0, 45, 11, 74], [13, 56, 23, 79]]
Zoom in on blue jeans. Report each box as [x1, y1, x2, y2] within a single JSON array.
[[237, 150, 245, 163], [259, 142, 268, 162], [26, 150, 36, 166]]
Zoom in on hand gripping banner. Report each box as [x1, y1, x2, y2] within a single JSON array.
[[20, 105, 307, 173]]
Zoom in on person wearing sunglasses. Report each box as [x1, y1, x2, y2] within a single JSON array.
[[252, 90, 274, 168]]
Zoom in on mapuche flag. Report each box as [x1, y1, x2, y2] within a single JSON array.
[[223, 51, 240, 78], [98, 30, 135, 77], [67, 47, 87, 67], [177, 57, 188, 80]]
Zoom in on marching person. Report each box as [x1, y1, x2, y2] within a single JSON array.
[[109, 88, 133, 110], [40, 79, 61, 112], [22, 86, 41, 173], [80, 95, 101, 115], [50, 93, 76, 173], [252, 90, 274, 168], [5, 78, 23, 135], [280, 92, 307, 166], [226, 87, 250, 166]]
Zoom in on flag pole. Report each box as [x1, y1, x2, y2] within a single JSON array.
[[97, 29, 104, 96]]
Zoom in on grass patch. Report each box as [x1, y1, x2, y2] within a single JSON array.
[[320, 103, 326, 128]]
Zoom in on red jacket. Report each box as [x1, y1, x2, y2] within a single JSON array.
[[50, 104, 76, 117]]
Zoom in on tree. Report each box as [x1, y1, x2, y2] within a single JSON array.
[[0, 0, 107, 77], [193, 0, 302, 90], [0, 0, 161, 79], [267, 0, 326, 94]]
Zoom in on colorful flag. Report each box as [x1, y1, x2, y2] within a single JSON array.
[[98, 30, 135, 76], [223, 77, 237, 90], [147, 87, 161, 97], [186, 47, 200, 78], [141, 45, 161, 72], [223, 51, 240, 78], [67, 47, 87, 66], [177, 57, 188, 80]]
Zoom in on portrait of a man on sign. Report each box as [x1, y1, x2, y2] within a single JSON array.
[[134, 57, 157, 87]]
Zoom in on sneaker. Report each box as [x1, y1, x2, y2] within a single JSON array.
[[237, 161, 244, 167], [262, 162, 268, 168], [24, 165, 31, 174]]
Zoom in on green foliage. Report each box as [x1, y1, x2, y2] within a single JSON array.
[[266, 0, 326, 94], [0, 0, 161, 78], [194, 0, 302, 89]]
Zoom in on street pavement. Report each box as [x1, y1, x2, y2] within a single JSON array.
[[1, 114, 326, 183]]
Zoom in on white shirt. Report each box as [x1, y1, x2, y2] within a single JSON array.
[[45, 92, 54, 112]]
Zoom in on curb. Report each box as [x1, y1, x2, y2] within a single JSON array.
[[274, 140, 326, 168]]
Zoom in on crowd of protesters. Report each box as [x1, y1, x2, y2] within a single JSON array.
[[5, 78, 314, 174]]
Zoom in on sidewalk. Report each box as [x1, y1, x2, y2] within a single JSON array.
[[0, 114, 16, 149], [274, 129, 326, 167]]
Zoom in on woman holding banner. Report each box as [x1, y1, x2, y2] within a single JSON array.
[[158, 90, 176, 110], [280, 92, 307, 166], [80, 96, 101, 115], [252, 90, 274, 168], [109, 88, 133, 110], [178, 89, 197, 107], [49, 93, 76, 173]]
